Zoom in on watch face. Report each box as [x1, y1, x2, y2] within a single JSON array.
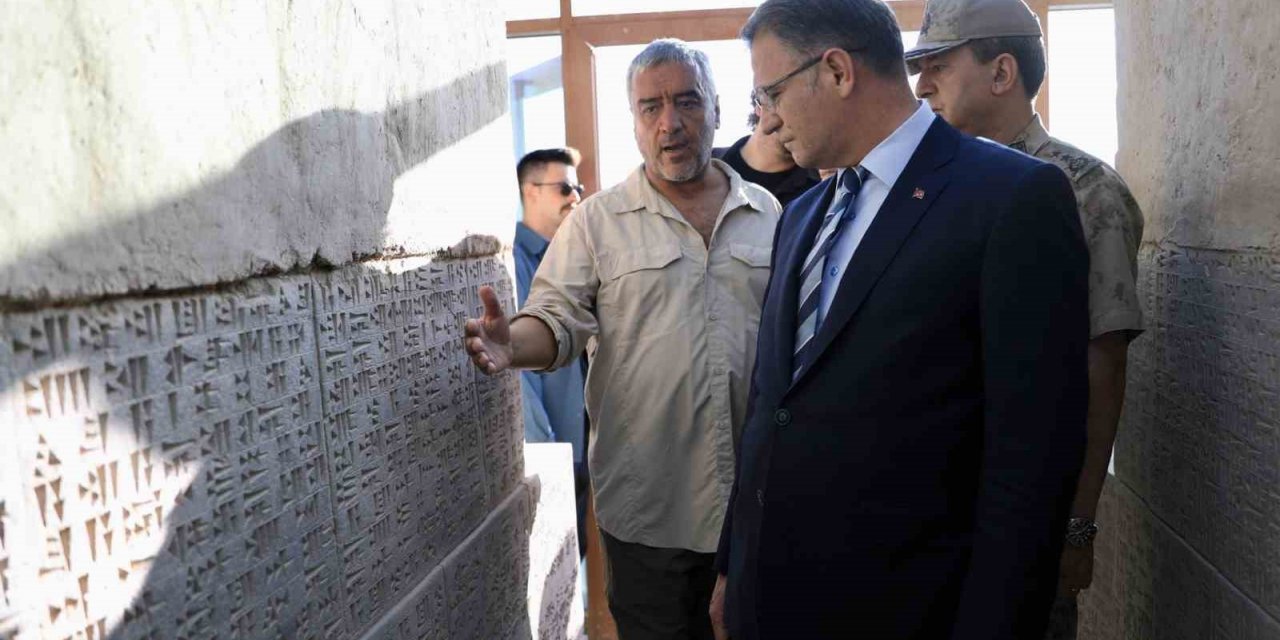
[[1065, 519, 1098, 547]]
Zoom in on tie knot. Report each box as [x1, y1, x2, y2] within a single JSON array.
[[841, 166, 867, 195]]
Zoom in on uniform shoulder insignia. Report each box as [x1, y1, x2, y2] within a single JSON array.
[[1042, 141, 1103, 182]]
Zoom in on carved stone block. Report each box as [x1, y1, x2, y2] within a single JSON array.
[[0, 251, 526, 639]]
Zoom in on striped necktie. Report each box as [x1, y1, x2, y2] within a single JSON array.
[[793, 166, 867, 380]]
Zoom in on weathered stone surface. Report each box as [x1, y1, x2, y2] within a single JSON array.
[[1115, 0, 1280, 252], [359, 476, 537, 640], [524, 444, 586, 640], [1081, 481, 1280, 640], [1085, 0, 1280, 635], [0, 0, 513, 303], [0, 253, 525, 639]]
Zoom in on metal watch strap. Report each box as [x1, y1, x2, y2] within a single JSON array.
[[1065, 517, 1099, 548]]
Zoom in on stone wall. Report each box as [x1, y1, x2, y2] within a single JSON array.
[[0, 2, 574, 639], [1080, 1, 1280, 637], [0, 1, 513, 302]]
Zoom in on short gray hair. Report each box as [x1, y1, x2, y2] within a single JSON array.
[[742, 0, 906, 79], [626, 39, 718, 105]]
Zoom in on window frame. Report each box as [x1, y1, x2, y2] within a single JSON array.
[[508, 0, 1109, 194], [507, 3, 1111, 637]]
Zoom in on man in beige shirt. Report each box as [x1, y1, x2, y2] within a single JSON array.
[[464, 38, 780, 640], [906, 1, 1144, 638]]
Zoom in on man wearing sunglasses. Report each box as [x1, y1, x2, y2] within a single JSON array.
[[711, 1, 1090, 639], [466, 39, 781, 639], [514, 147, 591, 560]]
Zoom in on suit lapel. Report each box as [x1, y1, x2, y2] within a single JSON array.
[[763, 177, 838, 395], [788, 120, 961, 390]]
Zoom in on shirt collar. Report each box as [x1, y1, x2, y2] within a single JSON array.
[[618, 158, 774, 219], [1009, 114, 1051, 156], [841, 100, 936, 191], [514, 221, 550, 257]]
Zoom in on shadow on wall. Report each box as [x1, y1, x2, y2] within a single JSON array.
[[0, 63, 508, 305], [0, 62, 541, 639]]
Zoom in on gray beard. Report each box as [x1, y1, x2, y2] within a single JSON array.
[[655, 144, 712, 183]]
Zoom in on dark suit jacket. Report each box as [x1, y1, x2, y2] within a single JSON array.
[[715, 118, 1089, 640]]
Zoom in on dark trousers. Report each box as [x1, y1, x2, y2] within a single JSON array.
[[600, 530, 717, 640], [574, 458, 589, 557], [1044, 595, 1078, 640]]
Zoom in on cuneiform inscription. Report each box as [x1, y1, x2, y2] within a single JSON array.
[[1, 279, 337, 639], [312, 255, 521, 631], [0, 253, 523, 639], [1117, 245, 1280, 615]]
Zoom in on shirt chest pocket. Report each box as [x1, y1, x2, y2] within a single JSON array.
[[599, 245, 683, 281], [597, 245, 684, 315], [727, 243, 773, 302], [728, 243, 771, 269]]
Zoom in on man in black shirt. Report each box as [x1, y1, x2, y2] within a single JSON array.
[[713, 110, 820, 207]]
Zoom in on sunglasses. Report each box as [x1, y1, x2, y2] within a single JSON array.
[[532, 181, 586, 197]]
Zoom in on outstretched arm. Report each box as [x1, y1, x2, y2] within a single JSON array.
[[463, 285, 558, 374]]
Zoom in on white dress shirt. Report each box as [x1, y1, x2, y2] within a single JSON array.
[[819, 101, 937, 320]]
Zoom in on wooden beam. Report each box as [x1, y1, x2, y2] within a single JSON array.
[[583, 498, 618, 640], [888, 0, 927, 31], [562, 32, 601, 196], [574, 8, 753, 46], [506, 18, 561, 37], [504, 1, 1101, 39], [1028, 0, 1051, 127]]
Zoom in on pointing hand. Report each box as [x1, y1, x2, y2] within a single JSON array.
[[463, 285, 514, 375]]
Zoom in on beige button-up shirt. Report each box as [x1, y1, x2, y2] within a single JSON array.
[[1011, 116, 1145, 339], [516, 160, 781, 552]]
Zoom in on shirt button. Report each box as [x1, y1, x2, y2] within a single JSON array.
[[829, 265, 839, 277], [774, 408, 792, 426], [756, 489, 765, 506], [709, 312, 719, 321]]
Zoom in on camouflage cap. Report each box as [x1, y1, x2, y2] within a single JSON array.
[[904, 0, 1042, 70]]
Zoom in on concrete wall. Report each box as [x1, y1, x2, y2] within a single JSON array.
[[1080, 1, 1280, 637], [0, 2, 580, 639]]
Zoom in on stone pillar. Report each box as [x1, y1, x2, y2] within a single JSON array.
[[0, 2, 567, 638], [1080, 1, 1280, 637]]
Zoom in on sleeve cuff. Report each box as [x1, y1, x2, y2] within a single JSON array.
[[513, 308, 574, 372], [1090, 308, 1144, 341]]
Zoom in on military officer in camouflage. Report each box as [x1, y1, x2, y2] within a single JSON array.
[[905, 1, 1144, 638]]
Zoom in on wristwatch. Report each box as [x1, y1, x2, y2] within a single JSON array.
[[1065, 517, 1098, 548]]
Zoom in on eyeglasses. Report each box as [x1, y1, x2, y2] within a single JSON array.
[[532, 181, 585, 197], [750, 48, 864, 113]]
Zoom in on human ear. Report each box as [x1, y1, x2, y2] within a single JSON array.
[[991, 53, 1020, 97], [827, 48, 857, 98]]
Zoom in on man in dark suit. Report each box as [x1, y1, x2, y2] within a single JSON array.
[[708, 1, 1090, 638]]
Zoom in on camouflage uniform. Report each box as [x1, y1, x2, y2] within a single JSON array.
[[1010, 115, 1145, 640], [1010, 115, 1145, 341]]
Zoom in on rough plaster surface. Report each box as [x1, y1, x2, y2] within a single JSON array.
[[1082, 0, 1280, 635], [1081, 482, 1280, 640], [0, 0, 513, 303], [1114, 0, 1280, 251], [0, 252, 544, 639], [522, 444, 586, 640], [362, 444, 585, 640]]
